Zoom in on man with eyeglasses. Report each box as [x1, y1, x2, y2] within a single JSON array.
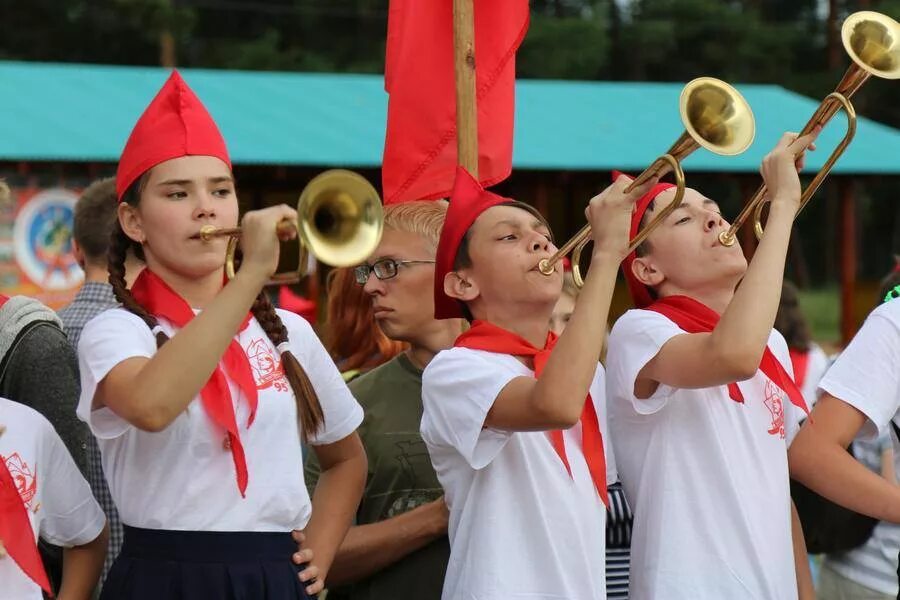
[[304, 200, 465, 600]]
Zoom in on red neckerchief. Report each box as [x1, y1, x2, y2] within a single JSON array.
[[789, 349, 811, 390], [0, 455, 52, 596], [0, 295, 8, 308], [130, 269, 258, 496], [454, 320, 609, 506], [646, 296, 809, 415]]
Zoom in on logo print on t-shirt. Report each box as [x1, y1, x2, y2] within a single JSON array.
[[246, 338, 289, 392], [3, 453, 37, 507], [763, 380, 785, 439]]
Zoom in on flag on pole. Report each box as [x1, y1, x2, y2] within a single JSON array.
[[382, 0, 529, 204]]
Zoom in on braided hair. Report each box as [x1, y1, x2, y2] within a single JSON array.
[[110, 177, 325, 439]]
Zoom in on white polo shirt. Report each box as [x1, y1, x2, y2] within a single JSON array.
[[421, 347, 614, 600], [77, 308, 362, 532], [0, 398, 106, 600], [606, 309, 802, 600]]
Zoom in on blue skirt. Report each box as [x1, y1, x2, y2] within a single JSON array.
[[101, 526, 316, 600]]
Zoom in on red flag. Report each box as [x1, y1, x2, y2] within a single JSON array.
[[382, 0, 529, 204]]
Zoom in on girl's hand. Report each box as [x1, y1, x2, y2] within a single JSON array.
[[292, 529, 325, 596], [238, 204, 299, 281]]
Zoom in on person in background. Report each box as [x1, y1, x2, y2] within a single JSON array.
[[325, 266, 407, 382], [0, 180, 90, 591], [0, 399, 108, 600], [790, 260, 900, 600], [774, 280, 829, 409], [305, 200, 463, 600]]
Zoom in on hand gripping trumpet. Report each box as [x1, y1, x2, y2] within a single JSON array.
[[718, 11, 900, 246], [538, 77, 756, 286], [193, 169, 384, 285]]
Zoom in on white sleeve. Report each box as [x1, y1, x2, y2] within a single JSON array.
[[38, 417, 106, 547], [606, 310, 685, 415], [76, 310, 157, 439], [819, 311, 900, 439], [421, 348, 517, 470], [280, 310, 363, 446]]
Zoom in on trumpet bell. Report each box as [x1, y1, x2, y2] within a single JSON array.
[[842, 11, 900, 80], [680, 77, 756, 157], [297, 169, 384, 268]]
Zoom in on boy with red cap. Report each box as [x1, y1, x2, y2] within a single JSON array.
[[605, 131, 819, 600], [75, 71, 366, 599], [420, 167, 654, 599]]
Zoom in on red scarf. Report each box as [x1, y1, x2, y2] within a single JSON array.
[[130, 269, 258, 496], [454, 320, 609, 507], [647, 296, 809, 415], [788, 349, 810, 390], [0, 295, 7, 308], [0, 454, 52, 595]]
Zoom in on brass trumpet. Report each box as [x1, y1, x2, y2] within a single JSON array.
[[538, 77, 756, 286], [195, 169, 384, 284], [718, 11, 900, 246]]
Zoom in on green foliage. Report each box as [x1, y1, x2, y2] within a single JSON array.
[[518, 14, 609, 79], [0, 0, 896, 283]]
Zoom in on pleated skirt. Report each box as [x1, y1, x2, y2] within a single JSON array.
[[100, 525, 316, 600]]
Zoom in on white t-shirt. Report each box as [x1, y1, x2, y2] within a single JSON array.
[[0, 398, 106, 600], [606, 309, 802, 600], [77, 308, 362, 532], [818, 299, 900, 441], [421, 347, 615, 600]]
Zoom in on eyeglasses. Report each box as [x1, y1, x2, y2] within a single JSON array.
[[353, 258, 436, 285]]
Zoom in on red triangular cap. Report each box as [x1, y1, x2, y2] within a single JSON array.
[[434, 167, 512, 319], [616, 171, 677, 308], [116, 71, 231, 201]]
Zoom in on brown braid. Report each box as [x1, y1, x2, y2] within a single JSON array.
[[108, 220, 170, 348], [250, 290, 325, 440], [109, 180, 170, 348]]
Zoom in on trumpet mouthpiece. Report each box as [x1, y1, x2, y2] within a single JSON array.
[[537, 259, 556, 276], [196, 225, 220, 242]]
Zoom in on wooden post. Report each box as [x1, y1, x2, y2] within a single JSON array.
[[839, 179, 857, 345], [453, 0, 478, 177], [159, 0, 176, 67], [827, 0, 839, 71]]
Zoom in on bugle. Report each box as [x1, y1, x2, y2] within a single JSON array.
[[539, 77, 756, 286], [718, 11, 900, 246], [194, 169, 384, 285]]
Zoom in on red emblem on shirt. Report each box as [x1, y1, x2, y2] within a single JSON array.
[[764, 380, 786, 439], [246, 338, 289, 391], [4, 453, 37, 508]]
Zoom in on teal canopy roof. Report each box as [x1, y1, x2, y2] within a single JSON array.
[[2, 61, 899, 174]]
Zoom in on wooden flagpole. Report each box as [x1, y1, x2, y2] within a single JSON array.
[[453, 0, 479, 178]]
